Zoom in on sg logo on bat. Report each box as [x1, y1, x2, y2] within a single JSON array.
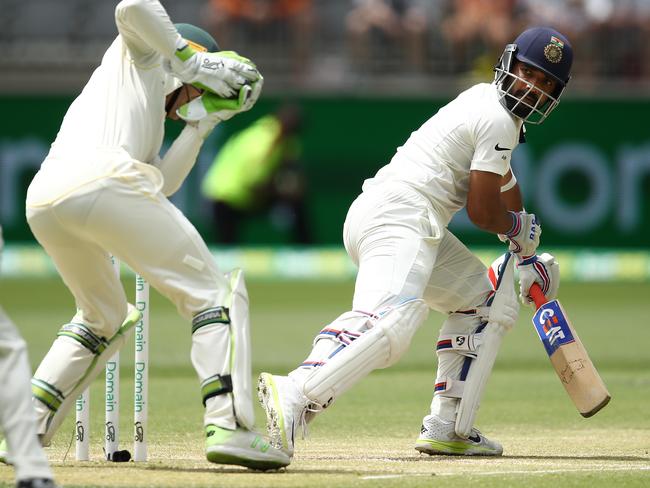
[[533, 300, 575, 356]]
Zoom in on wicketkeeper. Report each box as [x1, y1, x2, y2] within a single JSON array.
[[258, 26, 571, 459], [2, 0, 287, 470]]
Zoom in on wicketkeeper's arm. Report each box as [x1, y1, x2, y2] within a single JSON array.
[[115, 0, 180, 64], [155, 83, 263, 196], [154, 125, 204, 196]]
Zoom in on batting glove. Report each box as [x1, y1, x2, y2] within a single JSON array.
[[488, 295, 519, 331], [167, 40, 260, 98], [517, 253, 560, 307], [176, 78, 263, 138], [501, 211, 541, 257], [485, 253, 520, 331]]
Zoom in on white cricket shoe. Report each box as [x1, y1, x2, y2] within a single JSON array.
[[415, 414, 503, 456], [257, 373, 310, 458], [205, 424, 290, 471]]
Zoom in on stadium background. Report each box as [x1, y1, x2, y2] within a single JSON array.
[[1, 0, 649, 254], [1, 2, 649, 487]]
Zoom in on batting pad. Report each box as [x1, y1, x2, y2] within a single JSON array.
[[39, 306, 141, 446], [226, 269, 255, 431], [302, 299, 428, 407], [455, 254, 515, 438]]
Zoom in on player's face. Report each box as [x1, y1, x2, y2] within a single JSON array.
[[510, 61, 558, 108], [165, 84, 203, 120]]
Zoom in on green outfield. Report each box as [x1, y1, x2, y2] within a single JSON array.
[[0, 276, 648, 487]]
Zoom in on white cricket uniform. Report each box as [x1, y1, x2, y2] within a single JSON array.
[[25, 0, 238, 432], [292, 83, 523, 422], [0, 227, 53, 481], [346, 82, 522, 314]]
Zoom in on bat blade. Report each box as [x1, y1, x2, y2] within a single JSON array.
[[530, 286, 611, 417]]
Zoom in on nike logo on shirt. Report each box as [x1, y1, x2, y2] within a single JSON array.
[[494, 143, 512, 151]]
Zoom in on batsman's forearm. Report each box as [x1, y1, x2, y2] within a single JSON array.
[[468, 204, 515, 234], [501, 183, 524, 212], [156, 125, 203, 196]]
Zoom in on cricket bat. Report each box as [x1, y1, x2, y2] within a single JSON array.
[[529, 283, 611, 417]]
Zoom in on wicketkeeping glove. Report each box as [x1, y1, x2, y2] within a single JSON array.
[[167, 39, 260, 98], [517, 252, 560, 307], [176, 77, 263, 138], [500, 210, 541, 257]]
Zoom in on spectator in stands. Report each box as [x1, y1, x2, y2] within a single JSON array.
[[589, 0, 650, 79], [202, 104, 312, 244], [442, 0, 528, 76], [205, 0, 313, 79], [345, 0, 439, 73], [522, 0, 594, 77]]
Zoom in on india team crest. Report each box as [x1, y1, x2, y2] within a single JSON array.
[[544, 36, 564, 63]]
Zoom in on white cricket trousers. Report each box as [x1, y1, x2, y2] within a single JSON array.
[[343, 183, 491, 313], [342, 182, 495, 422], [292, 182, 493, 412], [26, 156, 230, 334], [0, 307, 53, 481], [25, 152, 235, 430]]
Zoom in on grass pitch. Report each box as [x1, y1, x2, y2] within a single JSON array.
[[0, 276, 648, 487]]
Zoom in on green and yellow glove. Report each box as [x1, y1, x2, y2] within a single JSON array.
[[168, 37, 261, 98], [176, 77, 264, 138]]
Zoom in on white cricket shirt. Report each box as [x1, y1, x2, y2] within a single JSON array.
[[43, 0, 182, 169], [363, 83, 523, 226]]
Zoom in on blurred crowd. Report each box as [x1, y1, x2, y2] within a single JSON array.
[[203, 0, 650, 86], [3, 0, 650, 93]]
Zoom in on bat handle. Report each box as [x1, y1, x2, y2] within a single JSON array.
[[529, 283, 548, 309]]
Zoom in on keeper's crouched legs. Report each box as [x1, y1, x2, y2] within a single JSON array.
[[190, 269, 289, 470], [31, 306, 141, 446]]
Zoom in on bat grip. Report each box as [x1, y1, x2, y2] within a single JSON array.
[[529, 283, 548, 309]]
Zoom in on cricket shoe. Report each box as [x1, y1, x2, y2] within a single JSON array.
[[257, 373, 311, 458], [0, 439, 8, 465], [415, 414, 503, 456], [205, 424, 290, 471], [16, 479, 60, 488]]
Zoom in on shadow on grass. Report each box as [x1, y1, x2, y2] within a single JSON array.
[[381, 454, 649, 462]]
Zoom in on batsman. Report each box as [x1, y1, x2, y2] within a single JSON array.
[[259, 26, 572, 458], [1, 0, 288, 470]]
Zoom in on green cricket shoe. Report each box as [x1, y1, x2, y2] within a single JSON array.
[[415, 415, 503, 456], [205, 424, 290, 471]]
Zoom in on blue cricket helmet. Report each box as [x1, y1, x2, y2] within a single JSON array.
[[494, 27, 573, 124], [515, 27, 572, 87]]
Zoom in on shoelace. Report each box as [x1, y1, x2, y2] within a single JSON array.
[[297, 402, 323, 440]]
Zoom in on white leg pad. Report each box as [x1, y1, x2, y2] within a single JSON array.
[[226, 268, 254, 430], [455, 254, 516, 438], [429, 312, 485, 421], [191, 269, 254, 431], [432, 377, 465, 398], [436, 331, 483, 358], [35, 306, 141, 446], [301, 299, 428, 407]]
